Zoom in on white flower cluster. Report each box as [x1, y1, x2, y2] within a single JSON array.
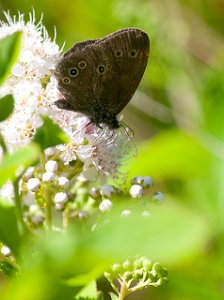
[[0, 11, 132, 183], [0, 11, 61, 150]]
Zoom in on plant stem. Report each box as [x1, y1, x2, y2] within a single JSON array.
[[44, 184, 52, 230], [118, 282, 129, 300], [0, 132, 7, 154], [13, 178, 25, 236], [62, 208, 69, 229]]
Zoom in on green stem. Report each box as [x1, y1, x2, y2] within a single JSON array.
[[39, 153, 52, 231], [62, 208, 69, 229], [118, 282, 129, 300], [13, 178, 25, 236], [0, 133, 7, 154], [44, 184, 52, 231]]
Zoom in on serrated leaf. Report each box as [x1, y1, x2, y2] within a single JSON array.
[[34, 115, 69, 150], [0, 31, 22, 86], [0, 94, 14, 122], [0, 143, 40, 187]]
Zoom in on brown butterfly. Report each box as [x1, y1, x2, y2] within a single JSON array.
[[54, 28, 150, 129]]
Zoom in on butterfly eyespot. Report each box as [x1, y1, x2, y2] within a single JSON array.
[[62, 77, 71, 84], [129, 49, 138, 58], [114, 49, 123, 57], [97, 65, 106, 74], [78, 61, 87, 69], [106, 64, 112, 70], [69, 67, 79, 77]]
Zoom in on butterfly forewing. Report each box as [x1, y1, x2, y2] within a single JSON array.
[[55, 28, 150, 128]]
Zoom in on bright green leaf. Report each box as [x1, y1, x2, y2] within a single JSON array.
[[0, 94, 14, 122], [75, 281, 98, 299], [34, 115, 69, 150], [0, 198, 21, 256], [0, 31, 22, 86], [0, 143, 40, 187], [130, 130, 211, 180]]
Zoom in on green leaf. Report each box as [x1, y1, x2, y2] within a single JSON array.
[[34, 115, 69, 150], [130, 130, 211, 180], [0, 94, 14, 122], [0, 143, 40, 187], [0, 198, 21, 256], [85, 202, 210, 266], [0, 31, 22, 86], [75, 281, 98, 299]]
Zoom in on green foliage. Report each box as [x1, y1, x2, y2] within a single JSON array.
[[0, 143, 40, 187], [0, 202, 209, 300], [0, 31, 22, 86], [0, 1, 224, 299], [0, 198, 21, 256], [34, 115, 69, 150], [0, 94, 14, 122]]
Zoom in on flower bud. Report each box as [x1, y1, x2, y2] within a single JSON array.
[[45, 160, 58, 172], [99, 199, 113, 212], [131, 176, 142, 185], [23, 167, 35, 181], [123, 271, 132, 281], [54, 192, 68, 204], [129, 184, 143, 198], [1, 245, 11, 256], [122, 259, 131, 270], [100, 184, 116, 198], [153, 192, 164, 203], [57, 176, 69, 188], [89, 187, 101, 198], [134, 258, 143, 270], [121, 210, 132, 217], [27, 178, 40, 192], [142, 176, 152, 188], [42, 171, 55, 183], [133, 269, 143, 280], [111, 263, 122, 273]]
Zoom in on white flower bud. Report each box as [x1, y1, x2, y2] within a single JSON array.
[[121, 209, 132, 217], [129, 184, 143, 198], [27, 178, 40, 192], [45, 147, 57, 156], [55, 202, 64, 210], [1, 245, 11, 256], [57, 176, 69, 188], [23, 191, 35, 205], [141, 210, 151, 217], [153, 192, 164, 203], [131, 176, 142, 185], [45, 160, 58, 172], [99, 199, 113, 212], [23, 167, 35, 181], [90, 187, 101, 198], [54, 192, 68, 204], [131, 176, 153, 188], [142, 176, 153, 188], [100, 184, 116, 198], [42, 171, 55, 183]]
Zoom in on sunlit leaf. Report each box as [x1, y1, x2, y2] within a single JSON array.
[[130, 130, 211, 179], [0, 143, 40, 187], [0, 198, 20, 256], [34, 115, 69, 150], [0, 31, 22, 86], [0, 94, 14, 122]]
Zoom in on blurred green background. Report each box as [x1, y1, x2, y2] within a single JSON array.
[[0, 0, 224, 299]]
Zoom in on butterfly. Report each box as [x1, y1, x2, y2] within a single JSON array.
[[54, 28, 150, 129]]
